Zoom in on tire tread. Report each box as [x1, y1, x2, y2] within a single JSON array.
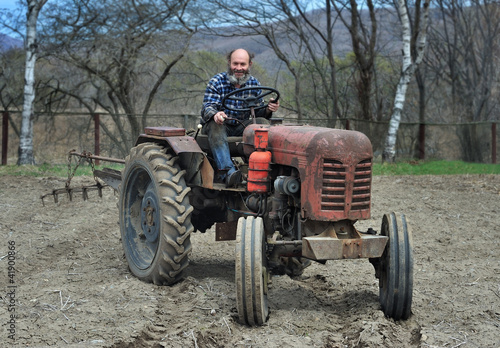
[[119, 143, 193, 286]]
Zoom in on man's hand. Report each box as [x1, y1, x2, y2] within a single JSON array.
[[267, 98, 280, 114], [214, 111, 227, 125]]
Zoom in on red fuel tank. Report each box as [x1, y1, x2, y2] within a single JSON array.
[[247, 128, 272, 193]]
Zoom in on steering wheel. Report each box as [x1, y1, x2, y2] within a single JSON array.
[[221, 86, 280, 113]]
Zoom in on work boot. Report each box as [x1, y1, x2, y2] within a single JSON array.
[[226, 170, 242, 188]]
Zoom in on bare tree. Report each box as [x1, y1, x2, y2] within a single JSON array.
[[0, 3, 67, 146], [42, 0, 196, 156], [17, 0, 48, 165], [332, 0, 380, 122], [382, 0, 430, 162], [0, 49, 24, 116], [426, 0, 500, 162]]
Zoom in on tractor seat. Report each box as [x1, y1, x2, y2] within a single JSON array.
[[195, 134, 245, 157]]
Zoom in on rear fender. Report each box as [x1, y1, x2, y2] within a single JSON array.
[[135, 127, 203, 154], [135, 127, 214, 188]]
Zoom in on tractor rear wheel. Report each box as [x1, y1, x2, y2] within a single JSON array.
[[235, 216, 270, 326], [119, 143, 193, 285], [376, 212, 414, 320]]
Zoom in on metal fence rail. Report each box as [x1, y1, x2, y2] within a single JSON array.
[[1, 111, 498, 165]]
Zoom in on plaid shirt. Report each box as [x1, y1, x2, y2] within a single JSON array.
[[201, 72, 266, 124]]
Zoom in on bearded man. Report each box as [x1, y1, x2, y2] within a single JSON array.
[[200, 48, 280, 187]]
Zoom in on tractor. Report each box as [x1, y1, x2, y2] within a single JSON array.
[[94, 87, 413, 326]]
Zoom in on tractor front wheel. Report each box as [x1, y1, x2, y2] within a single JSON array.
[[235, 216, 270, 326], [374, 212, 414, 320], [119, 143, 193, 285]]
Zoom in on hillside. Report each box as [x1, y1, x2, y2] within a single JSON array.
[[0, 7, 403, 70], [0, 33, 22, 51], [190, 7, 402, 72]]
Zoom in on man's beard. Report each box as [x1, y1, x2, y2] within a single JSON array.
[[228, 68, 251, 86]]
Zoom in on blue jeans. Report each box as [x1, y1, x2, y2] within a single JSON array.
[[202, 118, 269, 178]]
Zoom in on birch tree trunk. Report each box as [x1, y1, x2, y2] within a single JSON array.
[[382, 0, 429, 163], [17, 0, 47, 165]]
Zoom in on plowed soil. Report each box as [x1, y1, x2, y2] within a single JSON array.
[[1, 174, 499, 347]]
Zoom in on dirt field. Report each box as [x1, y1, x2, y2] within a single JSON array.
[[1, 174, 499, 347]]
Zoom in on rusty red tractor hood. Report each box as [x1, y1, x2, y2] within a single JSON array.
[[243, 124, 373, 222]]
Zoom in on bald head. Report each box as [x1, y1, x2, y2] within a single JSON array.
[[227, 48, 254, 65]]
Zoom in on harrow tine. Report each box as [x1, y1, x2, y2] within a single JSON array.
[[40, 149, 120, 205], [40, 183, 108, 205]]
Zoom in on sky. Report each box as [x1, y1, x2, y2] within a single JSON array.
[[0, 1, 22, 36], [0, 0, 20, 11]]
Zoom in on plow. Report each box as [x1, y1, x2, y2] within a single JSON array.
[[43, 86, 414, 325], [40, 151, 123, 205]]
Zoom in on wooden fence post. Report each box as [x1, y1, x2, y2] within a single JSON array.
[[94, 113, 100, 165], [2, 111, 8, 165], [492, 122, 497, 164]]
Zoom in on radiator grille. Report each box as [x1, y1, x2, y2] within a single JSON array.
[[352, 159, 372, 211], [321, 159, 346, 211], [321, 158, 371, 212]]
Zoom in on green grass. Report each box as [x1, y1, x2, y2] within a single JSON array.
[[373, 160, 500, 175], [0, 160, 499, 177]]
